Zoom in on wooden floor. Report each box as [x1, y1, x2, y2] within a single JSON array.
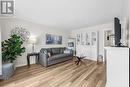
[[0, 59, 106, 87]]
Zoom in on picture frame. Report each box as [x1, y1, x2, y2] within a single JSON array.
[[46, 34, 62, 45]]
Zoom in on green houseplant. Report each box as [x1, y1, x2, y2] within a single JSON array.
[[2, 34, 25, 63]]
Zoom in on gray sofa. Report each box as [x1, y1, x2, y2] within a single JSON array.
[[39, 47, 73, 67]]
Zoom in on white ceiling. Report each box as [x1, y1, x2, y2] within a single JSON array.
[[15, 0, 125, 30]]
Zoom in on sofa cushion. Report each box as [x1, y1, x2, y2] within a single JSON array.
[[48, 52, 51, 57], [48, 53, 71, 61], [60, 47, 66, 54], [51, 48, 60, 55], [40, 48, 52, 53]]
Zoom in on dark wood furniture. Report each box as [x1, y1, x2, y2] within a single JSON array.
[[75, 56, 86, 65], [27, 52, 39, 67]]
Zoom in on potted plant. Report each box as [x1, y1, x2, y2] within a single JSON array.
[[0, 28, 30, 80], [0, 34, 26, 80], [2, 34, 25, 63]]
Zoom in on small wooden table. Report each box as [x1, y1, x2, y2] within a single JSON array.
[[74, 56, 86, 65], [27, 52, 39, 67]]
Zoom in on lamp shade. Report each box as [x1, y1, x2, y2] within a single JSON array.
[[29, 36, 37, 44]]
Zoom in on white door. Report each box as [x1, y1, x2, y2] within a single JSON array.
[[90, 31, 99, 61]]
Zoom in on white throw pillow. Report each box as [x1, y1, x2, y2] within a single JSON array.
[[64, 49, 71, 54], [48, 52, 51, 57]]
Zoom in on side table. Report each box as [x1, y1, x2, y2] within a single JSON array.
[[27, 52, 39, 67]]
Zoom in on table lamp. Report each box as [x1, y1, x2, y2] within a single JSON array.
[[29, 36, 37, 53]]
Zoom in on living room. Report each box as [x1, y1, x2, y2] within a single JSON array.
[[0, 0, 129, 87]]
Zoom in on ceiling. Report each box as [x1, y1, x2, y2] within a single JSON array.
[[15, 0, 125, 30]]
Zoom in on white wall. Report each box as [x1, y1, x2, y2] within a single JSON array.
[[129, 0, 130, 47], [70, 23, 113, 60], [0, 18, 69, 67], [121, 0, 130, 47], [122, 0, 129, 18]]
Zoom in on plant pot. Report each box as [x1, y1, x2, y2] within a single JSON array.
[[3, 61, 16, 70], [0, 62, 15, 80], [12, 60, 17, 70]]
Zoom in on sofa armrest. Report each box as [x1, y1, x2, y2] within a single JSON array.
[[39, 52, 48, 67]]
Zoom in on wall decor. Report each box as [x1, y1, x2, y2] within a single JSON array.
[[81, 33, 83, 45], [104, 30, 113, 46], [11, 27, 30, 42], [91, 32, 96, 46], [68, 42, 74, 47], [76, 34, 80, 45], [86, 32, 90, 45], [82, 33, 86, 45], [46, 34, 62, 44]]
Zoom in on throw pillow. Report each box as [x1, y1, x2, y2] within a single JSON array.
[[64, 49, 71, 54], [48, 52, 51, 57]]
